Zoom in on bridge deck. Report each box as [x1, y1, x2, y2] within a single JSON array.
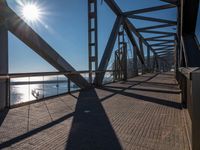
[[0, 72, 191, 150]]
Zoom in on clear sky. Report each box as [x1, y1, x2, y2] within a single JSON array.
[[6, 0, 181, 73], [195, 2, 200, 42]]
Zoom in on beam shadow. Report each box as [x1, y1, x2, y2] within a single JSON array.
[[65, 89, 122, 150], [0, 110, 74, 149], [99, 87, 182, 109], [104, 85, 181, 94], [0, 73, 158, 149], [0, 109, 9, 126], [122, 81, 179, 87]]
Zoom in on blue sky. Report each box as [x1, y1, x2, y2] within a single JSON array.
[[6, 0, 185, 73], [195, 2, 200, 42]]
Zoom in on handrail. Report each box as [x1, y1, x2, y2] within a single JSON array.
[[178, 67, 199, 80], [0, 70, 116, 79]]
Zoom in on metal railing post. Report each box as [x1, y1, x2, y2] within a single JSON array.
[[68, 78, 71, 93], [6, 77, 10, 108]]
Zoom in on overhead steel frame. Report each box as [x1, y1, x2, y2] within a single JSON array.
[[95, 0, 177, 85]]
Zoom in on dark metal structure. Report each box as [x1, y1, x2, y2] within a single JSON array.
[[0, 0, 200, 149], [88, 0, 98, 83]]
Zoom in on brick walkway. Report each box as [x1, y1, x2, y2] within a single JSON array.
[[0, 72, 191, 150]]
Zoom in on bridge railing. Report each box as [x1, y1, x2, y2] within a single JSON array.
[[177, 67, 200, 150], [0, 70, 115, 108]]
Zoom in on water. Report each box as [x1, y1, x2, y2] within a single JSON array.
[[10, 76, 79, 105], [10, 73, 114, 106]]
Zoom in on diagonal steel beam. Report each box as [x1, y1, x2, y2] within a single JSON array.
[[129, 15, 177, 25], [124, 20, 145, 64], [95, 16, 123, 85], [154, 47, 174, 51], [124, 4, 176, 16], [137, 23, 175, 31], [150, 41, 175, 46], [144, 34, 175, 40], [151, 44, 175, 47], [124, 19, 157, 55], [147, 39, 174, 42], [139, 30, 175, 35], [104, 0, 122, 15], [156, 50, 174, 53], [1, 2, 89, 88], [160, 0, 178, 5], [103, 0, 156, 55], [103, 0, 173, 66]]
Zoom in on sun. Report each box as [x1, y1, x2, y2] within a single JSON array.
[[22, 3, 41, 22]]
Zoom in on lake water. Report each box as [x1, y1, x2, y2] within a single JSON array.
[[10, 74, 113, 105]]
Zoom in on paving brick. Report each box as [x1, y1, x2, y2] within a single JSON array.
[[0, 72, 191, 150]]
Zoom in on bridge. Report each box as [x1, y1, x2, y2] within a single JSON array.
[[0, 0, 200, 149]]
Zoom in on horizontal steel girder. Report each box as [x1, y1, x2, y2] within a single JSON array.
[[124, 4, 176, 16], [137, 23, 175, 31], [129, 15, 177, 25], [0, 1, 90, 88]]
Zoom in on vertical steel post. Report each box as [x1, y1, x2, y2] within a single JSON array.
[[88, 0, 98, 84], [139, 38, 145, 74], [147, 46, 150, 72], [191, 69, 200, 150], [133, 45, 138, 76], [123, 44, 127, 80], [0, 24, 8, 110], [68, 78, 71, 93]]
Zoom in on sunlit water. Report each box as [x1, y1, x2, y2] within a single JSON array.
[[10, 76, 79, 105], [10, 74, 113, 105]]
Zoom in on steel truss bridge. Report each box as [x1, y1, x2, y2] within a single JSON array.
[[0, 0, 200, 149]]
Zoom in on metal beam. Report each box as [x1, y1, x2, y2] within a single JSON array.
[[104, 0, 122, 16], [1, 3, 90, 89], [0, 22, 8, 110], [95, 16, 123, 85], [147, 46, 150, 70], [150, 41, 175, 46], [103, 0, 174, 65], [124, 19, 145, 64], [151, 44, 175, 47], [160, 0, 178, 5], [144, 34, 175, 40], [137, 23, 175, 31], [154, 47, 174, 51], [157, 50, 174, 54], [147, 39, 174, 42], [139, 30, 175, 35], [129, 15, 177, 25], [124, 4, 176, 16]]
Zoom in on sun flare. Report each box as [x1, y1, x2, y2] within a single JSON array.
[[22, 3, 41, 22]]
